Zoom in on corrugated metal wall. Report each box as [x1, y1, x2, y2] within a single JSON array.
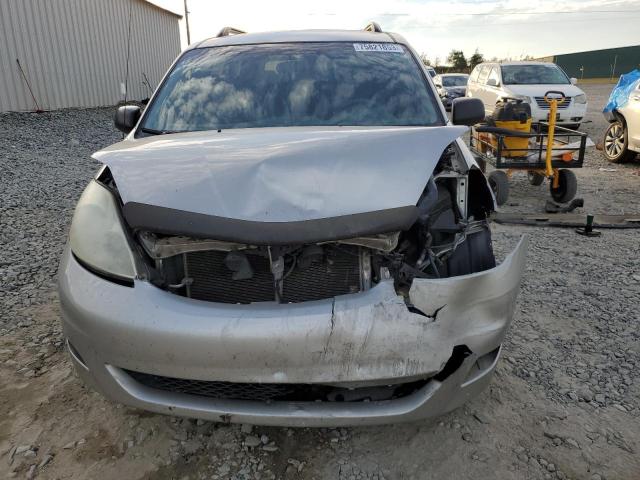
[[553, 45, 640, 79], [0, 0, 181, 112]]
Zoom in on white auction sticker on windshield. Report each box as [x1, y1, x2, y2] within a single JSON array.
[[353, 43, 404, 53]]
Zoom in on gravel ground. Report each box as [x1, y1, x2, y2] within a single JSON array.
[[1, 83, 639, 480]]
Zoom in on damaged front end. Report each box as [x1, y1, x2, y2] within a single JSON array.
[[117, 137, 499, 312], [59, 126, 527, 424]]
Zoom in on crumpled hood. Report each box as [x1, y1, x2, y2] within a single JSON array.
[[94, 126, 467, 222]]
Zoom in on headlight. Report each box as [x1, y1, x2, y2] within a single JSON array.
[[69, 180, 136, 281], [574, 93, 587, 104], [512, 95, 531, 104]]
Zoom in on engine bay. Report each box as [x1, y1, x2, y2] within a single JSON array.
[[130, 144, 497, 306]]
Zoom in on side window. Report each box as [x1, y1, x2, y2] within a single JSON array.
[[469, 66, 481, 83], [477, 66, 490, 84], [487, 67, 500, 85]]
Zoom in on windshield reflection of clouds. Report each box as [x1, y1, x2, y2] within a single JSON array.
[[502, 65, 569, 85], [144, 43, 440, 132]]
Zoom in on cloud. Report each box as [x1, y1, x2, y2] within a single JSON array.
[[145, 43, 441, 130], [184, 0, 640, 60]]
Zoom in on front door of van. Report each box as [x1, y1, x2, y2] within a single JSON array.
[[474, 66, 491, 111], [483, 67, 502, 115]]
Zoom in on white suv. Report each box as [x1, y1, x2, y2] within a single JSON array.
[[467, 61, 588, 129]]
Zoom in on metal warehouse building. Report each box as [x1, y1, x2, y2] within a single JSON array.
[[0, 0, 181, 112], [538, 45, 640, 80]]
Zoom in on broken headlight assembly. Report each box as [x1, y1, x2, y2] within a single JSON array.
[[69, 180, 136, 282]]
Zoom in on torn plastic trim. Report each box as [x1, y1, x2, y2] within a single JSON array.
[[408, 235, 528, 345], [315, 236, 527, 384], [123, 202, 418, 246]]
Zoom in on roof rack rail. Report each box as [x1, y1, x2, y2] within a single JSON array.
[[217, 27, 246, 37], [363, 22, 382, 33]]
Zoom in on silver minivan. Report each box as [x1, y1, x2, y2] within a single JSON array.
[[58, 27, 527, 427]]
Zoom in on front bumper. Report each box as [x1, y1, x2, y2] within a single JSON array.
[[58, 237, 527, 426]]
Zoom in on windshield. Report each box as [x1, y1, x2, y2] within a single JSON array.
[[141, 42, 442, 132], [442, 75, 468, 87], [501, 64, 570, 85]]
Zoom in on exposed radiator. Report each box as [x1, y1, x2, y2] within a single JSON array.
[[184, 245, 364, 304], [185, 250, 274, 303]]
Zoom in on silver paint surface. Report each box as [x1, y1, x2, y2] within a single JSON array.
[[58, 237, 527, 425], [95, 126, 467, 222]]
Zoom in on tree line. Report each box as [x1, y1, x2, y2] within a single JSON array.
[[421, 49, 535, 73]]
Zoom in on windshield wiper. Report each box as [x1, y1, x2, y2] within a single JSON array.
[[139, 127, 178, 135]]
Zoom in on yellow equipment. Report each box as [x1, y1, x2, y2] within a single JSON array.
[[469, 90, 587, 206], [543, 91, 565, 188], [487, 98, 532, 157]]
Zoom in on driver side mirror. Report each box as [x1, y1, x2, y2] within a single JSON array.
[[486, 78, 498, 87], [451, 98, 485, 126], [114, 105, 141, 134], [570, 77, 578, 85]]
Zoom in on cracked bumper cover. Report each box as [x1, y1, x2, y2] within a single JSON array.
[[58, 237, 527, 426]]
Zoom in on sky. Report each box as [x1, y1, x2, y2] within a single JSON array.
[[152, 0, 640, 63]]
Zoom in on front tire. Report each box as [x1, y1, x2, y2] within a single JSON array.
[[603, 120, 637, 163], [549, 169, 577, 203], [488, 170, 509, 206]]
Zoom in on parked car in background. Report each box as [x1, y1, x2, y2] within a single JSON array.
[[433, 73, 469, 111], [425, 66, 436, 78], [602, 71, 640, 163], [467, 61, 587, 129], [58, 27, 527, 427]]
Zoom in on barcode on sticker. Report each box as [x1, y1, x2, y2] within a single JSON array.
[[353, 43, 404, 53]]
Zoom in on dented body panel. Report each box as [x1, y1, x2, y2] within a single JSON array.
[[58, 29, 523, 426], [58, 237, 527, 425], [94, 126, 468, 222]]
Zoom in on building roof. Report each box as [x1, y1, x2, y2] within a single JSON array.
[[194, 29, 407, 49], [142, 0, 183, 19], [539, 44, 640, 59]]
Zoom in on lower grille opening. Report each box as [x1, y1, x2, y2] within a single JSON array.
[[124, 370, 430, 403], [123, 346, 472, 403]]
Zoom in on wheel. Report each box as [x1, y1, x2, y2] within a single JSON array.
[[488, 170, 509, 206], [527, 171, 545, 186], [603, 120, 637, 163], [549, 169, 577, 203]]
